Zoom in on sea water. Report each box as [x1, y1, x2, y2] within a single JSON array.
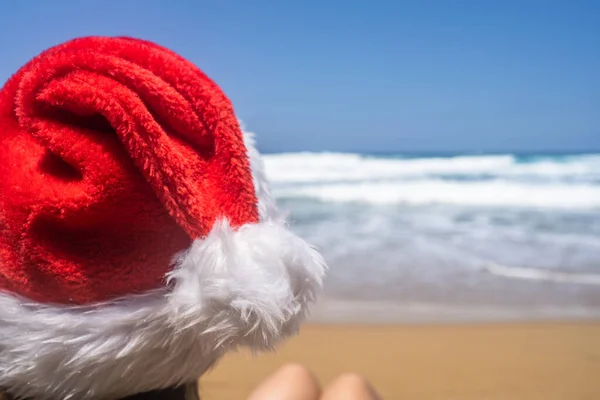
[[262, 151, 600, 322]]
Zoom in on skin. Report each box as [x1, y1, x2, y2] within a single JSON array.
[[0, 365, 381, 400], [246, 364, 382, 400]]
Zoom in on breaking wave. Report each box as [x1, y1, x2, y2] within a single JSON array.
[[263, 152, 600, 209]]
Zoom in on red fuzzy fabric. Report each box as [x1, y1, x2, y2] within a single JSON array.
[[0, 37, 259, 305]]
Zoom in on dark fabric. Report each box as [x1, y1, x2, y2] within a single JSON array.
[[120, 384, 197, 400], [0, 383, 199, 400]]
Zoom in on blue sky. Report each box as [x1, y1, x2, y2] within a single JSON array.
[[1, 1, 598, 153]]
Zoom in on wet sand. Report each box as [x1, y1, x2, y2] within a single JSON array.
[[201, 322, 600, 400]]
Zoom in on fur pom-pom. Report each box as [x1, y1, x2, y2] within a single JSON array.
[[0, 220, 326, 400]]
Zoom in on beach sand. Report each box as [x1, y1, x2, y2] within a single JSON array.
[[200, 322, 600, 400]]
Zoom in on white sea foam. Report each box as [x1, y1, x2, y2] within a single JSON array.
[[274, 179, 600, 209], [482, 263, 600, 285], [263, 152, 600, 184], [263, 152, 600, 209], [263, 153, 516, 183]]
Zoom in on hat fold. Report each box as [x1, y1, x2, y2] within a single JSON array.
[[14, 37, 259, 239]]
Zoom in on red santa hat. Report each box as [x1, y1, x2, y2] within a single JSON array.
[[0, 36, 326, 400]]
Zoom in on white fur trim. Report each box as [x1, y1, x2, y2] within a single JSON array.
[[0, 219, 326, 400], [242, 128, 280, 221], [0, 128, 326, 399]]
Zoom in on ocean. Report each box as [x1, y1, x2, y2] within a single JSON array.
[[261, 151, 600, 323]]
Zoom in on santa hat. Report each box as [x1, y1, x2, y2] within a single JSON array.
[[0, 36, 326, 400]]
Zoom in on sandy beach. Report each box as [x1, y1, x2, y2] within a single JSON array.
[[201, 322, 600, 400]]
